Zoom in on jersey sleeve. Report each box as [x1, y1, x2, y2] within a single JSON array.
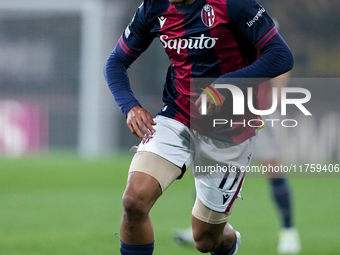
[[227, 0, 277, 51], [216, 0, 293, 94], [116, 1, 155, 62], [104, 1, 155, 115]]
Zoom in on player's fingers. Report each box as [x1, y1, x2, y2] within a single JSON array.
[[215, 104, 221, 113], [206, 103, 215, 116], [132, 121, 145, 139], [146, 112, 157, 126], [144, 115, 156, 134], [140, 123, 152, 139], [127, 116, 144, 139], [195, 95, 203, 114], [126, 106, 156, 140], [127, 122, 135, 135], [195, 95, 202, 108], [135, 116, 152, 140]]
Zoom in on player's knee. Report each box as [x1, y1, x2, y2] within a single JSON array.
[[122, 189, 149, 221], [193, 233, 216, 253]]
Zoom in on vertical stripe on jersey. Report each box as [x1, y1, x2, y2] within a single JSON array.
[[160, 5, 192, 126], [206, 0, 245, 75], [186, 0, 221, 78], [198, 0, 256, 143]]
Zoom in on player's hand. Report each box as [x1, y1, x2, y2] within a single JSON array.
[[126, 106, 157, 141], [195, 87, 226, 115]]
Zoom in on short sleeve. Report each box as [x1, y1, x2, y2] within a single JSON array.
[[227, 0, 278, 50]]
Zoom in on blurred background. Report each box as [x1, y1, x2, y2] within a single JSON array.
[[0, 0, 339, 254]]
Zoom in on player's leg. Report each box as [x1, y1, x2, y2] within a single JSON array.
[[190, 133, 254, 254], [266, 168, 301, 254], [266, 167, 293, 230], [191, 198, 240, 254], [120, 152, 183, 254], [120, 171, 161, 244], [255, 126, 300, 254], [119, 116, 191, 255], [173, 189, 196, 245], [259, 131, 293, 231]]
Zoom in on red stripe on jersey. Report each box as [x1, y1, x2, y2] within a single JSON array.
[[255, 27, 278, 49], [207, 0, 247, 75], [160, 5, 192, 125], [230, 117, 257, 143], [118, 36, 139, 58]]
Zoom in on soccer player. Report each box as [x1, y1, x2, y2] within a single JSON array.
[[104, 0, 294, 254]]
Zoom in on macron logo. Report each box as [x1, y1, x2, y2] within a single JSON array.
[[246, 7, 266, 27], [223, 194, 230, 205], [158, 16, 167, 29]]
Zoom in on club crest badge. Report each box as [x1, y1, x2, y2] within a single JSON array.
[[201, 4, 215, 27]]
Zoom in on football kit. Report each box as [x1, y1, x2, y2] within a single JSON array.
[[104, 0, 293, 143], [104, 0, 293, 213]]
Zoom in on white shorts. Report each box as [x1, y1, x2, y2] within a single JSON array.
[[137, 116, 256, 213], [137, 116, 192, 169], [191, 130, 255, 212]]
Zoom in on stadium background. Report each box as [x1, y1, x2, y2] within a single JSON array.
[[0, 0, 339, 254]]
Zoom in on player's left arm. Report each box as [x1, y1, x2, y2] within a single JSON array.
[[218, 0, 293, 84]]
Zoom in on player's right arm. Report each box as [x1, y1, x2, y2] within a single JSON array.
[[103, 1, 156, 140]]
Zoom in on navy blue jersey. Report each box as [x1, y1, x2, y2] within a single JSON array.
[[107, 0, 293, 143]]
